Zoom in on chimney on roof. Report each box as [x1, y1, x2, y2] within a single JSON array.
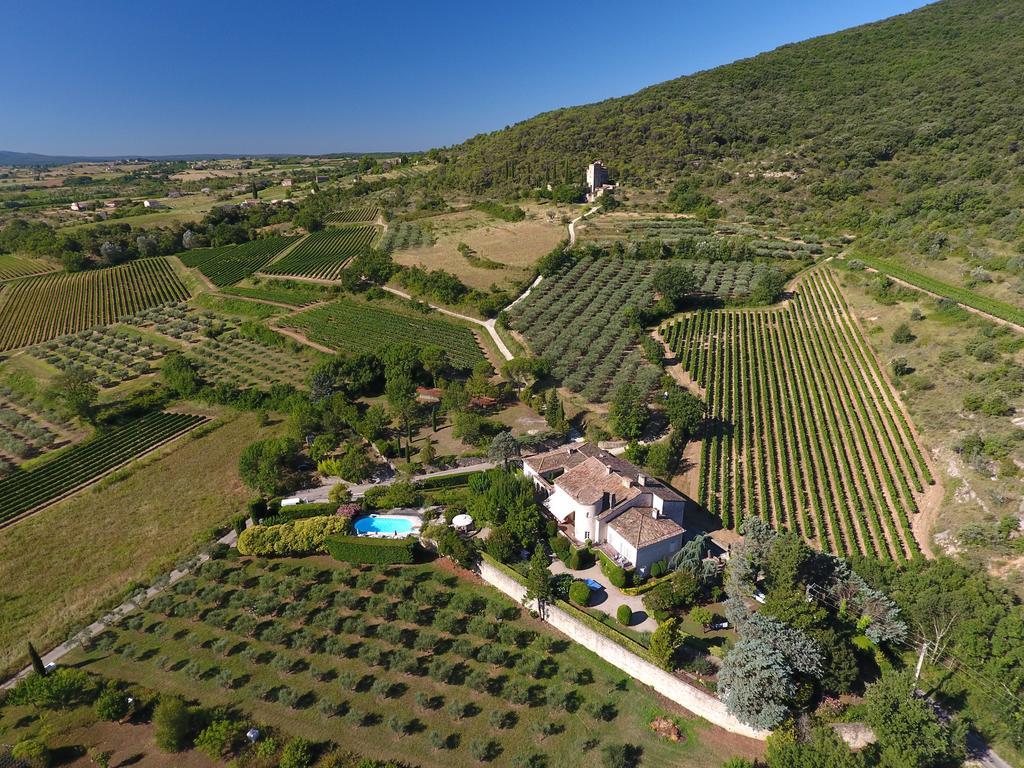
[[621, 476, 631, 489], [638, 474, 647, 487]]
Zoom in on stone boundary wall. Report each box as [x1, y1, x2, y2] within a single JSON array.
[[477, 558, 768, 741]]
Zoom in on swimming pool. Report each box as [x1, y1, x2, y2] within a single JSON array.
[[353, 515, 416, 536]]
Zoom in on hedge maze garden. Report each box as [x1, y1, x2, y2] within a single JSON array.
[[0, 259, 191, 351], [179, 236, 300, 286], [284, 298, 486, 370], [70, 556, 696, 768], [0, 410, 207, 525], [662, 269, 933, 561], [262, 227, 378, 281]]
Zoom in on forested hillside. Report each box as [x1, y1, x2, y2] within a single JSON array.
[[433, 0, 1024, 252]]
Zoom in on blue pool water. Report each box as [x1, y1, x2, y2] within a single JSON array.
[[354, 515, 414, 535]]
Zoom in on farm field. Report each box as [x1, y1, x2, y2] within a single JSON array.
[[127, 303, 238, 343], [283, 298, 487, 370], [505, 256, 662, 401], [393, 207, 564, 291], [851, 254, 1024, 328], [0, 259, 191, 351], [188, 332, 319, 390], [0, 412, 283, 678], [60, 555, 752, 768], [0, 410, 207, 526], [27, 325, 174, 389], [577, 214, 832, 260], [834, 266, 1024, 574], [379, 220, 435, 251], [262, 226, 377, 280], [325, 205, 379, 223], [221, 280, 338, 307], [178, 236, 299, 286], [662, 269, 934, 561], [0, 390, 75, 474], [0, 253, 54, 280]]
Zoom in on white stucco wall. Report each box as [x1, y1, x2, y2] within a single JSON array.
[[476, 558, 768, 741], [606, 527, 638, 566], [633, 533, 684, 572], [548, 486, 578, 524], [572, 499, 600, 542]]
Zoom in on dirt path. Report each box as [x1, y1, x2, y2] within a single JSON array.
[[568, 205, 600, 246], [381, 285, 514, 361], [2, 527, 238, 690], [268, 325, 335, 354], [836, 255, 1024, 335]]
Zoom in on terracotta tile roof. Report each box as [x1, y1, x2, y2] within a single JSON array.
[[523, 445, 591, 475], [556, 457, 644, 506], [527, 442, 686, 506], [608, 506, 684, 550]]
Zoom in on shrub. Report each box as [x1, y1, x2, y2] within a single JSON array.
[[12, 739, 50, 768], [94, 682, 130, 721], [154, 695, 192, 752], [601, 743, 640, 768], [326, 535, 417, 564], [194, 719, 241, 760], [237, 516, 352, 556], [616, 604, 632, 626], [599, 554, 630, 588], [279, 738, 315, 768], [469, 738, 500, 762], [891, 323, 915, 343], [569, 580, 591, 606], [9, 669, 92, 710]]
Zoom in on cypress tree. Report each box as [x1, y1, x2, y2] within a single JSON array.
[[28, 642, 45, 676]]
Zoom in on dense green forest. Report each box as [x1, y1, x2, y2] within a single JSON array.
[[431, 0, 1024, 256]]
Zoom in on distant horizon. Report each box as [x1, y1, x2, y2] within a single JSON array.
[[0, 150, 421, 162], [2, 0, 930, 157]]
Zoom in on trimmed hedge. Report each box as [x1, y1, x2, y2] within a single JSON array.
[[262, 501, 338, 526], [237, 516, 351, 556], [617, 604, 633, 626], [596, 549, 632, 588], [414, 470, 482, 490], [569, 580, 592, 606], [554, 599, 653, 662], [326, 535, 417, 564]]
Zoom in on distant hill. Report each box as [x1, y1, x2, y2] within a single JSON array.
[[0, 150, 293, 167], [435, 0, 1024, 249], [0, 151, 413, 168]]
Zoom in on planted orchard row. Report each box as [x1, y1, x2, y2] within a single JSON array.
[[664, 270, 929, 561], [179, 236, 299, 286], [507, 256, 660, 400], [0, 411, 206, 524], [285, 298, 485, 370], [263, 227, 377, 281], [0, 259, 190, 352]]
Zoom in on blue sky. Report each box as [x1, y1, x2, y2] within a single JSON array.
[[1, 0, 929, 156]]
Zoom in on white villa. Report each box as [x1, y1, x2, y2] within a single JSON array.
[[524, 444, 688, 573]]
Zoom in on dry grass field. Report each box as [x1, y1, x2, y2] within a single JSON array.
[[0, 410, 284, 677], [393, 207, 565, 291], [835, 265, 1024, 588]]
